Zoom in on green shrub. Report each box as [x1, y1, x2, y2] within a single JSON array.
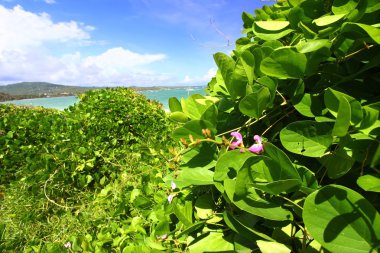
[[0, 88, 176, 252]]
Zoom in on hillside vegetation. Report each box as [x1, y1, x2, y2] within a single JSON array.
[[0, 88, 177, 252], [0, 82, 203, 102], [0, 82, 97, 98]]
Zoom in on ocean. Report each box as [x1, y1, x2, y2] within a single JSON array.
[[0, 87, 206, 110]]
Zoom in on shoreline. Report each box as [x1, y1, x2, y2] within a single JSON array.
[[0, 85, 205, 102]]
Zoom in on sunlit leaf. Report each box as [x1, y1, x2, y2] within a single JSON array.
[[280, 121, 333, 157], [188, 232, 234, 252], [313, 14, 346, 26], [341, 22, 380, 44], [168, 97, 182, 112], [332, 96, 351, 137], [261, 48, 307, 79], [303, 185, 380, 253], [257, 240, 291, 253], [357, 174, 380, 192], [255, 21, 290, 31], [239, 86, 271, 119]]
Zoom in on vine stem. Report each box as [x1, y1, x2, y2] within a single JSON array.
[[261, 108, 295, 136], [281, 195, 303, 211], [216, 118, 254, 137], [44, 169, 82, 210], [340, 44, 374, 61]]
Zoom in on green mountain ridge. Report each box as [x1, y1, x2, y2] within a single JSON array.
[[0, 82, 97, 96], [0, 82, 203, 99]]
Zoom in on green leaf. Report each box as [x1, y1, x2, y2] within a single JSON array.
[[200, 103, 218, 125], [168, 168, 214, 188], [252, 24, 294, 41], [188, 232, 234, 252], [213, 52, 235, 96], [280, 121, 333, 157], [313, 14, 346, 26], [324, 88, 363, 125], [332, 0, 361, 15], [341, 22, 380, 44], [367, 0, 380, 13], [257, 76, 277, 102], [261, 48, 307, 79], [298, 166, 319, 194], [240, 50, 256, 85], [357, 174, 380, 192], [173, 201, 193, 227], [235, 147, 301, 196], [172, 120, 216, 141], [195, 195, 214, 220], [332, 96, 351, 137], [255, 21, 290, 31], [320, 149, 355, 179], [298, 21, 317, 39], [224, 178, 293, 221], [256, 240, 291, 253], [359, 105, 379, 131], [252, 46, 274, 77], [168, 97, 182, 112], [213, 52, 247, 98], [295, 39, 332, 54], [182, 94, 217, 121], [262, 40, 283, 49], [177, 222, 205, 238], [214, 150, 254, 181], [263, 142, 302, 181], [78, 147, 87, 154], [239, 86, 271, 119], [293, 93, 324, 118], [223, 211, 275, 242], [181, 143, 217, 170], [145, 238, 167, 251], [303, 185, 380, 253], [169, 111, 189, 123]]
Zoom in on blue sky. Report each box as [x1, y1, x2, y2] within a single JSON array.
[[0, 0, 266, 86]]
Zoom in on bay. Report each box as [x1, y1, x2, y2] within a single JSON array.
[[0, 86, 205, 110]]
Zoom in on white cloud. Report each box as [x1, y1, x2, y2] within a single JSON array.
[[0, 5, 170, 86], [44, 0, 56, 4], [181, 67, 216, 84], [0, 5, 91, 50], [83, 47, 166, 70]]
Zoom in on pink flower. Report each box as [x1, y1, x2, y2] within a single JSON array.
[[230, 132, 243, 149], [64, 242, 71, 248], [171, 181, 176, 190], [248, 135, 264, 154]]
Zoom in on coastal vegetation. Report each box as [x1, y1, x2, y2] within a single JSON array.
[[0, 82, 97, 101], [1, 0, 380, 252], [0, 82, 201, 102], [0, 88, 176, 252]]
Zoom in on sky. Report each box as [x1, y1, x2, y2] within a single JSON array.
[[0, 0, 266, 86]]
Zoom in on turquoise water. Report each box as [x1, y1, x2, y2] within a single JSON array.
[[0, 87, 206, 110], [0, 96, 79, 110]]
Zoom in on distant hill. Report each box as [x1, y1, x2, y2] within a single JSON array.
[[0, 82, 204, 102], [0, 82, 97, 96]]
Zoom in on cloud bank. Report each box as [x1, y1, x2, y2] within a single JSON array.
[[0, 5, 169, 86]]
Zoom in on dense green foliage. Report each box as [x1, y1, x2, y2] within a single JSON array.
[[1, 0, 380, 252], [165, 0, 380, 252], [0, 88, 176, 252]]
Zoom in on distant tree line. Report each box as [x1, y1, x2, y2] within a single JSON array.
[[0, 92, 48, 102]]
